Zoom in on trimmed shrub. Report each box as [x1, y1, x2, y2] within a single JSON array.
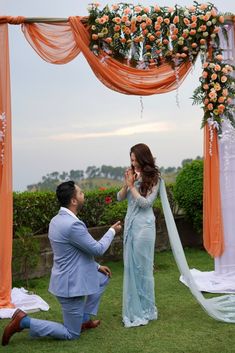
[[13, 184, 176, 235], [173, 160, 203, 233]]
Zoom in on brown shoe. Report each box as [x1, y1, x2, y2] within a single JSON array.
[[2, 309, 27, 346], [81, 319, 101, 332]]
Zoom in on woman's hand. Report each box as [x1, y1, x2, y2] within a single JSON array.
[[125, 168, 135, 188]]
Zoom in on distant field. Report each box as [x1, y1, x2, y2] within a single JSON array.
[[79, 175, 177, 190], [79, 178, 123, 190]]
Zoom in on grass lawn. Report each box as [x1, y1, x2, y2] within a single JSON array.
[[1, 249, 235, 353]]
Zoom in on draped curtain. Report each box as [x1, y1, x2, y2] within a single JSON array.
[[0, 15, 232, 309]]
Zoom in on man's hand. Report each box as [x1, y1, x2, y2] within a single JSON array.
[[111, 221, 122, 234], [98, 265, 112, 277]]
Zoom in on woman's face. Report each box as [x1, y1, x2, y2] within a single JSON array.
[[130, 152, 141, 172]]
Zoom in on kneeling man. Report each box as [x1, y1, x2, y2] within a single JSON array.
[[2, 180, 121, 345]]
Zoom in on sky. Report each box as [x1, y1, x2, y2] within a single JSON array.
[[1, 0, 235, 191]]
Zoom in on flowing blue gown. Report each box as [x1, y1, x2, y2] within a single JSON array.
[[117, 179, 159, 327]]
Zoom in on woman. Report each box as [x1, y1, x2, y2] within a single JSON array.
[[117, 143, 160, 327]]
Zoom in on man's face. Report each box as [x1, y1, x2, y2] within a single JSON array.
[[72, 185, 85, 210]]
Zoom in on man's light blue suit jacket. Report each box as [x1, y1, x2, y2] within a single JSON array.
[[48, 209, 115, 298]]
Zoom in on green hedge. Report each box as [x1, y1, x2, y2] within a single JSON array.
[[173, 160, 203, 233], [13, 185, 176, 236]]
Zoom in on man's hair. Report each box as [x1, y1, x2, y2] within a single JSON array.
[[56, 181, 76, 207]]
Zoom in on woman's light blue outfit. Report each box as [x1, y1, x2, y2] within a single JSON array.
[[117, 179, 159, 327]]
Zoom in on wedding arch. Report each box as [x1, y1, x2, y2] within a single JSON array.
[[1, 2, 235, 322]]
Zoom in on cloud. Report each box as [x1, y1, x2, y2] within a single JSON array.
[[49, 121, 173, 141]]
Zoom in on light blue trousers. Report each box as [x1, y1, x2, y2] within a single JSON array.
[[29, 272, 109, 340]]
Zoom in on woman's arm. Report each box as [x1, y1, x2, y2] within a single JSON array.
[[117, 184, 128, 201], [130, 183, 159, 208], [117, 168, 130, 201]]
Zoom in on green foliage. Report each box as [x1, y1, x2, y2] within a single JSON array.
[[13, 184, 178, 234], [98, 199, 128, 225], [174, 160, 203, 233], [13, 226, 40, 288], [13, 191, 59, 235]]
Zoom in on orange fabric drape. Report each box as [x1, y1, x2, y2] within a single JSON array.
[[203, 124, 224, 257], [0, 24, 14, 308], [22, 17, 194, 95]]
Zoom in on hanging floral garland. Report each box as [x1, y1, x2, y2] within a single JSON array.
[[88, 2, 235, 134]]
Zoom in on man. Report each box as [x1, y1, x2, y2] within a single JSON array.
[[2, 180, 122, 346]]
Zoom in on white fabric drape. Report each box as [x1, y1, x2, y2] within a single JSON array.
[[215, 23, 235, 275], [160, 180, 235, 323], [180, 24, 235, 293]]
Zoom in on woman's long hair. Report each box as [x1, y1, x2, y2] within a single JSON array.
[[130, 143, 160, 197]]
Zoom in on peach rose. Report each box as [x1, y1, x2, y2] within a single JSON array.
[[204, 98, 209, 105], [146, 18, 152, 26], [221, 76, 228, 83], [155, 23, 161, 30], [218, 104, 225, 111], [173, 16, 179, 24], [134, 6, 142, 13], [105, 37, 112, 44], [200, 25, 207, 32], [199, 4, 208, 10], [211, 73, 218, 80], [192, 42, 198, 48], [183, 18, 190, 26], [218, 96, 225, 103], [92, 34, 98, 40], [207, 103, 213, 110], [164, 18, 170, 25], [154, 6, 161, 12], [202, 70, 208, 78], [203, 62, 209, 68], [113, 17, 121, 24], [215, 54, 223, 61], [120, 38, 127, 43], [213, 27, 220, 34], [209, 90, 217, 99], [124, 7, 131, 14], [214, 83, 221, 91], [190, 22, 197, 29], [143, 7, 150, 13], [203, 84, 209, 90], [222, 89, 228, 96], [219, 16, 224, 23], [171, 34, 178, 41], [141, 22, 147, 29], [114, 25, 120, 32], [190, 29, 196, 35], [200, 39, 206, 45], [149, 35, 155, 42], [157, 16, 163, 23], [214, 65, 221, 71]]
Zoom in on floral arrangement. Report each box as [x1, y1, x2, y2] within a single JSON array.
[[87, 2, 235, 133], [88, 2, 224, 66], [192, 52, 235, 134]]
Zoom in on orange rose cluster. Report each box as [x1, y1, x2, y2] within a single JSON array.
[[88, 2, 224, 67]]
